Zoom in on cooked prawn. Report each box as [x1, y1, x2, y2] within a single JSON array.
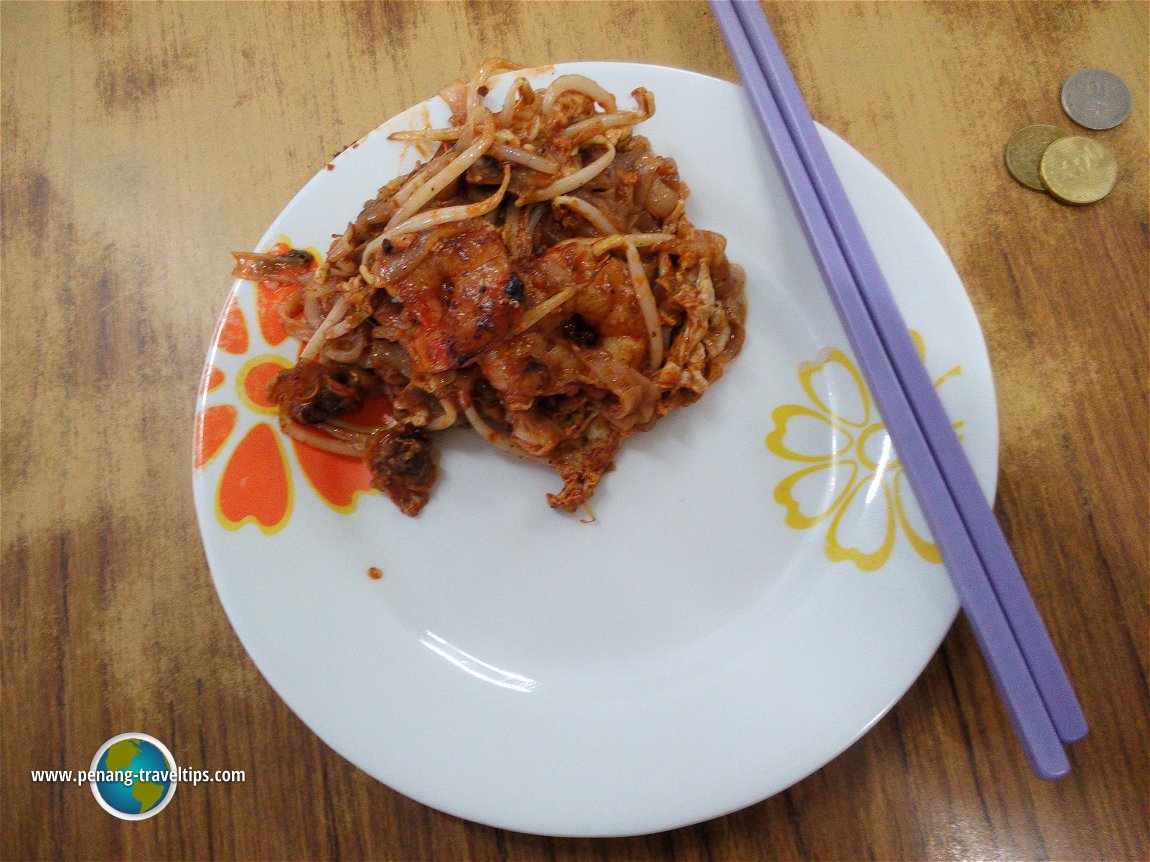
[[377, 218, 522, 373]]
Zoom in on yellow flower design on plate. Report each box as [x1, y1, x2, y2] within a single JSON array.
[[765, 333, 962, 571]]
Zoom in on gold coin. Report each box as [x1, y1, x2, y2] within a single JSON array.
[[1038, 136, 1118, 205], [1006, 124, 1068, 191]]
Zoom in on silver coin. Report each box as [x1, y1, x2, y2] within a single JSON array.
[[1061, 69, 1132, 130]]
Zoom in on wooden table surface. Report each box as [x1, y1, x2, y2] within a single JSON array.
[[3, 2, 1146, 859]]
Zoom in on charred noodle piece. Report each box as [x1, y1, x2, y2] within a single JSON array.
[[268, 360, 369, 426], [231, 249, 315, 282], [365, 427, 437, 516], [232, 62, 747, 516]]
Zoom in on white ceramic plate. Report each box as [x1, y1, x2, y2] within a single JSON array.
[[193, 63, 997, 837]]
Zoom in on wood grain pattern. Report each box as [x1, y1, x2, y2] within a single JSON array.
[[1, 2, 1145, 859]]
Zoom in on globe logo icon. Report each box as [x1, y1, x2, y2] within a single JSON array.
[[90, 733, 178, 820]]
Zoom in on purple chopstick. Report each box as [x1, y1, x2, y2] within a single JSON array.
[[711, 0, 1086, 777], [724, 0, 1087, 749]]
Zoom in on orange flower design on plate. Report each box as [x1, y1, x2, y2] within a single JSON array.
[[765, 333, 962, 572], [194, 240, 379, 534]]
